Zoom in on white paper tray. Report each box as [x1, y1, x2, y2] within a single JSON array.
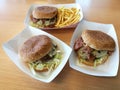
[[2, 26, 72, 83], [24, 3, 83, 30], [69, 20, 119, 77]]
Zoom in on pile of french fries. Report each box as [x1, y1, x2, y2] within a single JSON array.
[[55, 7, 80, 28]]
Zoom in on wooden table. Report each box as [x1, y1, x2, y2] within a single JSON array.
[[0, 0, 120, 90]]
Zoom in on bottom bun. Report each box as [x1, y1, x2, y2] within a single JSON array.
[[35, 68, 48, 72], [77, 55, 108, 66]]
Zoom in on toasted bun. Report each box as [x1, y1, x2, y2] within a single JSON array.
[[81, 30, 115, 51], [19, 35, 52, 63], [35, 68, 48, 72], [77, 54, 108, 66], [32, 6, 58, 19]]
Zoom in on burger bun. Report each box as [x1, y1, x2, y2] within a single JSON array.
[[77, 54, 108, 66], [81, 30, 115, 51], [19, 35, 52, 63], [32, 6, 58, 19]]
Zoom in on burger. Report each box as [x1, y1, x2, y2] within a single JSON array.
[[74, 30, 115, 67], [30, 6, 58, 28], [19, 35, 62, 73]]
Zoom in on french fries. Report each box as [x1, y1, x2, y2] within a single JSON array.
[[55, 7, 80, 28]]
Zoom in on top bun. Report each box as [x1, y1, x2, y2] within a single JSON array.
[[81, 30, 115, 51], [32, 6, 58, 19], [19, 35, 52, 62]]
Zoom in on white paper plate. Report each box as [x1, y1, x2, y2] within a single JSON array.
[[24, 3, 83, 30], [2, 26, 72, 83], [69, 20, 119, 77]]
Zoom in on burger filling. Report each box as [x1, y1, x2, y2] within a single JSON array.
[[30, 15, 57, 28], [29, 44, 62, 72], [74, 37, 113, 67]]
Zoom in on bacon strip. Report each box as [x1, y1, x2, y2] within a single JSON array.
[[74, 37, 95, 61], [74, 37, 84, 51]]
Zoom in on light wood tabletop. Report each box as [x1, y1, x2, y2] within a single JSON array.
[[0, 0, 120, 90]]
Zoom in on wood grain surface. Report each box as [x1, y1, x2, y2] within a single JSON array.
[[0, 0, 120, 90]]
